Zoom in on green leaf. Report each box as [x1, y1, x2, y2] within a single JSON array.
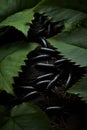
[[68, 73, 87, 102], [0, 0, 43, 36], [53, 26, 87, 49], [0, 0, 41, 22], [48, 33, 87, 67], [0, 8, 34, 36], [35, 0, 87, 14], [0, 103, 53, 130], [0, 27, 38, 94]]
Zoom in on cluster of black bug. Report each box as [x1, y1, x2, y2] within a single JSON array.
[[13, 13, 86, 112], [27, 13, 64, 46]]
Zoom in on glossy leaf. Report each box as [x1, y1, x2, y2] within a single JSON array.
[[0, 103, 53, 130]]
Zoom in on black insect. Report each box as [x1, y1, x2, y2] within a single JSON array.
[[28, 54, 50, 63], [46, 74, 60, 90], [35, 63, 55, 71], [36, 73, 54, 82], [35, 80, 51, 91], [38, 37, 48, 47], [22, 91, 39, 101], [65, 72, 72, 89], [39, 47, 58, 55], [45, 106, 64, 115], [54, 59, 66, 65], [46, 106, 63, 111]]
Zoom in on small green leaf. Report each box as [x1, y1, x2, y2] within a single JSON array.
[[0, 27, 38, 94], [68, 73, 87, 102], [0, 103, 53, 130]]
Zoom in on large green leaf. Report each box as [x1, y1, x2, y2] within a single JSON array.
[[0, 27, 37, 94], [68, 74, 87, 102], [0, 103, 53, 130], [0, 0, 41, 22], [48, 23, 87, 67], [35, 0, 87, 14]]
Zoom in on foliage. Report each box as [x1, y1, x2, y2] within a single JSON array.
[[0, 0, 87, 129], [0, 36, 37, 94], [35, 0, 87, 102], [0, 103, 53, 130]]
